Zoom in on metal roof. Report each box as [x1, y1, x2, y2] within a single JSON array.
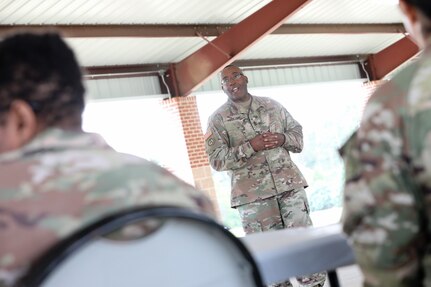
[[286, 0, 402, 24], [0, 0, 400, 25], [65, 37, 208, 66], [199, 63, 363, 92], [241, 34, 404, 59], [83, 62, 364, 100], [63, 32, 404, 68], [0, 0, 410, 89], [0, 0, 271, 24]]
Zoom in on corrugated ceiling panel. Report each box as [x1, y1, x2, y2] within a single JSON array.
[[240, 34, 404, 59], [0, 0, 270, 24], [85, 76, 163, 99], [0, 0, 401, 25], [65, 34, 403, 67], [84, 64, 362, 98], [198, 63, 362, 92], [66, 37, 208, 66], [287, 0, 402, 24]]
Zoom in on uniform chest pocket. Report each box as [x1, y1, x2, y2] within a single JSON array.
[[266, 110, 283, 133], [224, 115, 256, 143], [268, 121, 283, 133]]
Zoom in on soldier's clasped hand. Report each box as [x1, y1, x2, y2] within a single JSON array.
[[250, 132, 285, 152]]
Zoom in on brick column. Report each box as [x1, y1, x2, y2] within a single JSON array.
[[160, 96, 220, 218]]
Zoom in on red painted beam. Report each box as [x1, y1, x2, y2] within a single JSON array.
[[364, 36, 419, 80], [165, 0, 310, 97]]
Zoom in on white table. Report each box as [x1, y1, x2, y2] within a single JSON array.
[[240, 224, 355, 286]]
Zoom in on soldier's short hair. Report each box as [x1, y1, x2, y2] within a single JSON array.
[[219, 64, 244, 81], [0, 32, 85, 127], [405, 0, 431, 18]]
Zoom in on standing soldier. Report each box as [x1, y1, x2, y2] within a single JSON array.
[[341, 1, 431, 286], [205, 64, 325, 287]]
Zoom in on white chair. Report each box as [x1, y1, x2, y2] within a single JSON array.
[[15, 206, 263, 287]]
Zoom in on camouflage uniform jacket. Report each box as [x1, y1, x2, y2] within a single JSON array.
[[205, 95, 307, 208], [0, 128, 215, 286], [340, 37, 431, 287]]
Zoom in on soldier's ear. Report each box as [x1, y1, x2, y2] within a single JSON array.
[[244, 75, 248, 83], [8, 100, 38, 147]]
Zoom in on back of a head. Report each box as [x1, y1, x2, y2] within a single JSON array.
[[0, 32, 85, 129], [405, 0, 431, 18]]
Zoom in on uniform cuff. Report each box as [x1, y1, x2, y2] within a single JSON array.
[[241, 141, 256, 158]]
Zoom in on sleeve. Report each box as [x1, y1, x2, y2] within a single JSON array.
[[340, 100, 422, 287], [204, 114, 255, 171], [280, 106, 303, 153]]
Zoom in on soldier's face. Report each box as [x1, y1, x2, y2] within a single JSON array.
[[221, 66, 250, 103]]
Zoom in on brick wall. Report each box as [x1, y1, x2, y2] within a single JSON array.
[[161, 96, 220, 218]]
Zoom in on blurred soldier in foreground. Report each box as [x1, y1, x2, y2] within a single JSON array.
[[205, 64, 325, 287], [0, 32, 215, 286], [341, 1, 431, 286]]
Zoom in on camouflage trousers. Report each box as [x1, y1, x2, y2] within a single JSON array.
[[236, 188, 326, 287]]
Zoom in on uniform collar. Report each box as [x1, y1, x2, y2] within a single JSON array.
[[227, 95, 265, 114], [0, 128, 109, 163]]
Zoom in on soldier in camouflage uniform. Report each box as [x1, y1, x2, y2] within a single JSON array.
[[340, 1, 431, 286], [205, 65, 325, 287], [0, 33, 215, 287]]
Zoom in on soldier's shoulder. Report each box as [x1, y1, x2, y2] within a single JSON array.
[[368, 61, 420, 106], [407, 54, 431, 107], [86, 150, 199, 193], [254, 96, 282, 108], [99, 151, 166, 176], [253, 95, 272, 103], [208, 101, 231, 121]]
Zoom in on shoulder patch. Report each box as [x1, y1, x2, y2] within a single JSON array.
[[204, 130, 213, 140], [207, 138, 215, 146]]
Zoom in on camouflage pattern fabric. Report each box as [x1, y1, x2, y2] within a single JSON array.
[[205, 96, 308, 208], [237, 188, 312, 233], [340, 38, 431, 287], [237, 188, 326, 287], [0, 128, 215, 287]]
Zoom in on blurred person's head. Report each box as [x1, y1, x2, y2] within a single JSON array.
[[0, 32, 85, 154], [399, 0, 431, 48]]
